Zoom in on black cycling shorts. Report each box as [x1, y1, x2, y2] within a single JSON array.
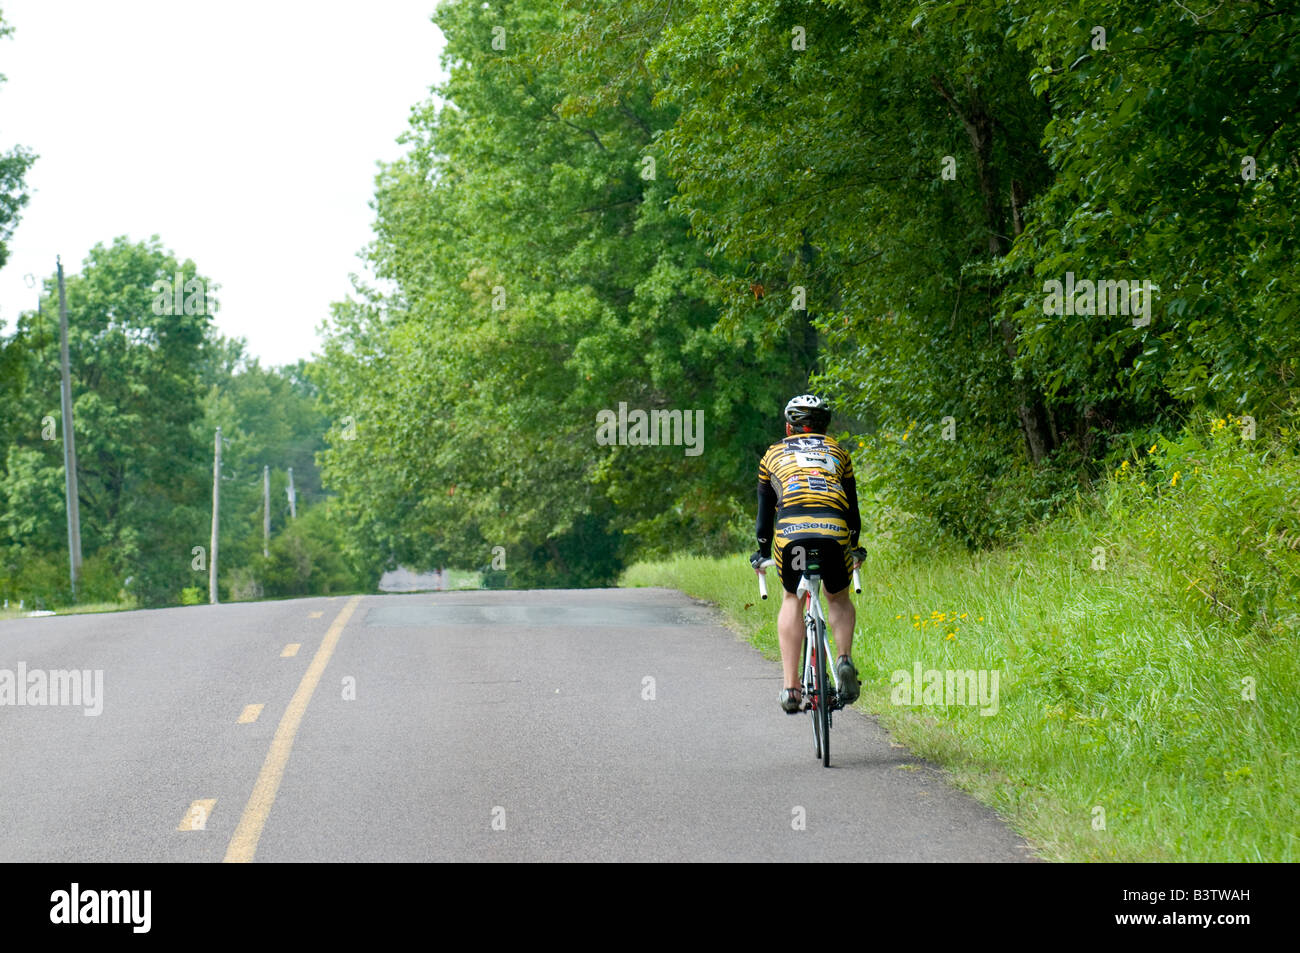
[[774, 536, 852, 595]]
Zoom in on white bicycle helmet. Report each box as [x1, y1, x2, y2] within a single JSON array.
[[784, 394, 831, 431]]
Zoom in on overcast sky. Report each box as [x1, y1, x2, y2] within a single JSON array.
[[0, 0, 445, 367]]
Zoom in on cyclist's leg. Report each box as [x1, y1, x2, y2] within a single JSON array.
[[774, 539, 804, 690], [825, 585, 855, 660], [812, 537, 855, 660], [824, 539, 860, 702], [778, 590, 803, 690]]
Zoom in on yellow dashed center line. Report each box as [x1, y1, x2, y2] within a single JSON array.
[[280, 643, 300, 658], [178, 799, 216, 831], [308, 611, 323, 619], [237, 704, 264, 724], [223, 594, 362, 863]]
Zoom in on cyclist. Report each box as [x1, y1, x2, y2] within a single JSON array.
[[750, 395, 865, 713]]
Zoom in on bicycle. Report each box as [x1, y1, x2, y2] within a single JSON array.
[[756, 554, 861, 767]]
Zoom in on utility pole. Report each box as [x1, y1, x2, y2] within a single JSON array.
[[35, 297, 44, 390], [57, 257, 83, 600], [286, 467, 296, 519], [210, 427, 220, 604], [263, 465, 270, 557]]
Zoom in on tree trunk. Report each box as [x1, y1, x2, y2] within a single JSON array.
[[545, 538, 570, 576], [931, 75, 1053, 464], [797, 235, 819, 383]]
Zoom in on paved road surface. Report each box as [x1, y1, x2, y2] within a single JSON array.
[[0, 589, 1034, 862]]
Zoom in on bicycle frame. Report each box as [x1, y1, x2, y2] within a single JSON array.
[[796, 571, 838, 712], [755, 554, 861, 767]]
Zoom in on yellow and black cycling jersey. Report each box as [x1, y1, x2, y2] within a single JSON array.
[[756, 433, 861, 552]]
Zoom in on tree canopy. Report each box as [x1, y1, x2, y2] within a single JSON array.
[[5, 0, 1298, 601], [0, 7, 34, 272], [317, 0, 1298, 573]]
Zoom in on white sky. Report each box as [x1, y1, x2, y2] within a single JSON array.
[[0, 0, 445, 367]]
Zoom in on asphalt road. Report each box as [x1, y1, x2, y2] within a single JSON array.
[[0, 588, 1034, 862]]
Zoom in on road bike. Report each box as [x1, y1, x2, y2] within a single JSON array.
[[756, 553, 861, 767]]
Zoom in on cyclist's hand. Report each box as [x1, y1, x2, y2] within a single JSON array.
[[849, 546, 867, 568], [749, 551, 769, 571]]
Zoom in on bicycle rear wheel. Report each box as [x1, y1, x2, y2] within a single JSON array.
[[803, 634, 821, 760], [814, 628, 831, 767]]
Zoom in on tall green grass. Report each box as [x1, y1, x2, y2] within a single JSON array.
[[0, 600, 134, 622], [621, 419, 1300, 861]]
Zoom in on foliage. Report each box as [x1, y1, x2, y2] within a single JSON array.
[[259, 500, 373, 597], [199, 339, 334, 594], [5, 0, 1299, 608], [316, 0, 807, 586], [1105, 409, 1300, 637], [566, 0, 1300, 547], [1001, 0, 1300, 429], [621, 434, 1300, 862], [0, 6, 35, 271], [0, 238, 213, 606], [0, 235, 353, 607]]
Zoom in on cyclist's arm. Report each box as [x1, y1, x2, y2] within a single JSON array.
[[756, 480, 777, 557], [843, 474, 861, 548]]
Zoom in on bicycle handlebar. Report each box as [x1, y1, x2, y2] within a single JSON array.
[[754, 557, 862, 599]]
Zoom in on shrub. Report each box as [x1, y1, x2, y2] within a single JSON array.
[[226, 565, 263, 601], [1107, 411, 1300, 637]]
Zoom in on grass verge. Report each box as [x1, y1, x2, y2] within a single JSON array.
[[0, 600, 134, 622], [620, 500, 1298, 861]]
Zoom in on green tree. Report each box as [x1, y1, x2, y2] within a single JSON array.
[[260, 499, 369, 598], [0, 237, 214, 605], [0, 6, 35, 271], [999, 0, 1300, 431], [569, 0, 1300, 546], [198, 337, 343, 596], [589, 0, 1063, 544], [317, 0, 804, 586]]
